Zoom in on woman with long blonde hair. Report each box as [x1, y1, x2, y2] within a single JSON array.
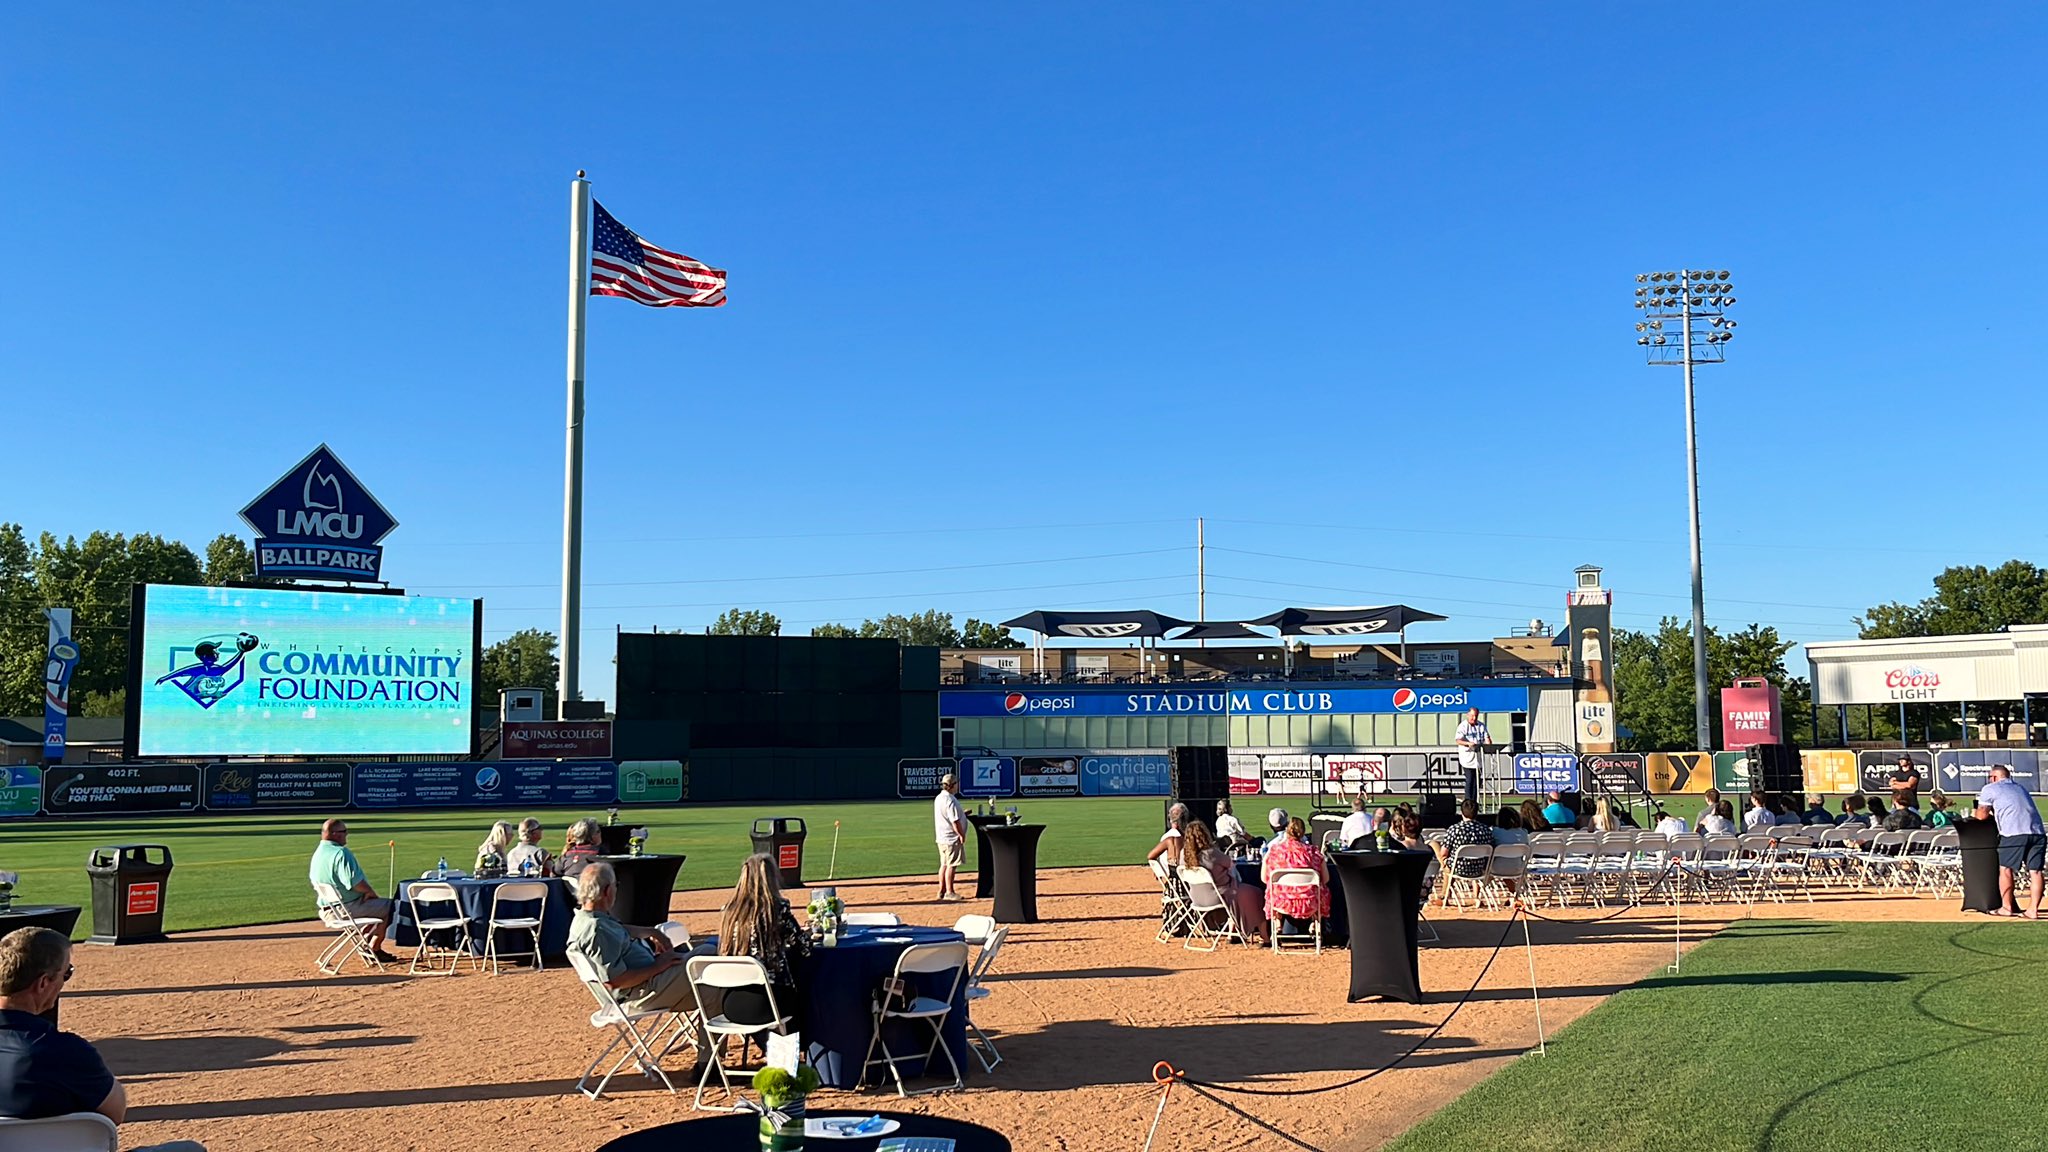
[[1179, 819, 1263, 941], [718, 854, 809, 1025], [475, 820, 516, 872]]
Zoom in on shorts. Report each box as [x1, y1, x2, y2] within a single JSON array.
[[1998, 833, 2046, 873], [350, 896, 395, 921], [937, 839, 964, 868]]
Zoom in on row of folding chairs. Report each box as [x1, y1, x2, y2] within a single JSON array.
[[311, 880, 549, 977]]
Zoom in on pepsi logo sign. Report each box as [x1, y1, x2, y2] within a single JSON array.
[[1393, 687, 1469, 712], [1392, 688, 1418, 712], [1003, 693, 1029, 715]]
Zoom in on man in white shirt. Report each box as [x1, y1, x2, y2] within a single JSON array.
[[1455, 708, 1489, 773], [933, 773, 966, 902], [1975, 765, 2046, 918], [1339, 795, 1374, 848]]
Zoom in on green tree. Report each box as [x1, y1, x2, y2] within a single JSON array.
[[0, 528, 205, 716], [707, 608, 782, 636], [477, 629, 559, 715], [957, 618, 1021, 649], [809, 622, 857, 638], [202, 535, 261, 585], [856, 610, 960, 647], [1612, 618, 1803, 750]]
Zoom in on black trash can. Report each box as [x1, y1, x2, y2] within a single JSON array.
[[749, 818, 808, 889], [85, 845, 173, 945]]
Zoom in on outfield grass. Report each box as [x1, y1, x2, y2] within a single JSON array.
[[0, 796, 1182, 937], [1387, 919, 2048, 1152]]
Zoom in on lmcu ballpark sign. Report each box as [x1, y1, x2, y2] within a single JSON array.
[[241, 444, 398, 581]]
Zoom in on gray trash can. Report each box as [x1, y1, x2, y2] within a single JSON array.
[[85, 844, 173, 945]]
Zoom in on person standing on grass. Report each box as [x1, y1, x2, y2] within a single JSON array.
[[0, 928, 206, 1150], [309, 819, 396, 963], [1973, 765, 2045, 918], [934, 773, 967, 902], [1892, 756, 1924, 810]]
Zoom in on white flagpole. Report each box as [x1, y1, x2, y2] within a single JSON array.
[[559, 171, 592, 717]]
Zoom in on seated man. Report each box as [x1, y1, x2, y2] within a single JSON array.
[[1540, 791, 1578, 830], [1651, 808, 1688, 836], [569, 863, 697, 1013], [0, 928, 204, 1151], [1146, 803, 1188, 863], [504, 818, 554, 876], [309, 818, 396, 963], [1338, 795, 1374, 849], [1882, 797, 1924, 832], [1803, 795, 1834, 825]]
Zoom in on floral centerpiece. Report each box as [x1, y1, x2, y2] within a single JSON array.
[[806, 889, 843, 945], [752, 1063, 820, 1150], [0, 871, 15, 913]]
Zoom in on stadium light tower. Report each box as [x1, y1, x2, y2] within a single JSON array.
[[1634, 269, 1737, 752]]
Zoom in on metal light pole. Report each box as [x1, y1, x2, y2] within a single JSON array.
[[1634, 269, 1737, 751]]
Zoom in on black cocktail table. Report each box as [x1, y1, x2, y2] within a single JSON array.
[[1328, 850, 1431, 1003], [1956, 816, 2007, 913], [594, 854, 685, 927], [967, 812, 1010, 898], [984, 823, 1045, 924], [595, 1110, 1011, 1151]]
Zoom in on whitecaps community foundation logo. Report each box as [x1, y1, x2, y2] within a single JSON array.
[[155, 633, 262, 709]]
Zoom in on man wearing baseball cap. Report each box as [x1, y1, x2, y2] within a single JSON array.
[[933, 773, 966, 902]]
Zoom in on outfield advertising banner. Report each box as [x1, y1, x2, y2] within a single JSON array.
[[897, 757, 955, 799], [1323, 754, 1389, 795], [957, 756, 1018, 800], [204, 762, 351, 810], [1856, 749, 1935, 794], [130, 584, 478, 758], [1799, 750, 1861, 794], [1079, 754, 1171, 796], [939, 684, 1528, 717], [1712, 751, 1752, 793], [0, 767, 41, 817], [1227, 753, 1262, 796], [43, 764, 202, 815], [1931, 749, 2041, 791], [1582, 753, 1646, 793], [1018, 756, 1082, 798], [1512, 752, 1579, 794], [1644, 752, 1711, 793], [619, 760, 685, 803], [1259, 753, 1318, 795], [350, 760, 614, 808], [502, 721, 613, 760]]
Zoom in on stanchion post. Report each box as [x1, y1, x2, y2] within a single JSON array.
[[387, 840, 396, 895], [1519, 907, 1547, 1055], [828, 820, 841, 880]]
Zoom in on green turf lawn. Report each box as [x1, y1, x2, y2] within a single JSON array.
[[0, 795, 1189, 937], [1387, 919, 2048, 1152]]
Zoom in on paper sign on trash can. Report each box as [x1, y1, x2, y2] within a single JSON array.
[[126, 882, 160, 917]]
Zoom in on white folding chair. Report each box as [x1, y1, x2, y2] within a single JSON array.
[[686, 955, 791, 1111], [952, 913, 996, 946], [564, 946, 691, 1100], [312, 882, 386, 975], [0, 1112, 118, 1151], [1148, 858, 1195, 942], [405, 882, 477, 975], [862, 941, 969, 1097], [1266, 869, 1324, 954], [1484, 844, 1530, 908], [1177, 866, 1249, 951], [1443, 846, 1495, 910], [482, 880, 549, 974], [964, 924, 1008, 1071], [842, 912, 903, 928]]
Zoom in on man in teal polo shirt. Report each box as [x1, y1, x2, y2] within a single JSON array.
[[309, 819, 396, 961]]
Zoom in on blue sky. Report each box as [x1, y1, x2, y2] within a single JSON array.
[[7, 4, 2044, 701]]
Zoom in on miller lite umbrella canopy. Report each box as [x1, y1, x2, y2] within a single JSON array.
[[1244, 605, 1449, 637], [998, 610, 1190, 640], [1169, 620, 1268, 641]]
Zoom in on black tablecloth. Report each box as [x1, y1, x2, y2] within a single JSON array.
[[967, 812, 1010, 899], [594, 1110, 1011, 1151], [0, 906, 83, 1025], [391, 877, 573, 957], [983, 824, 1044, 923], [596, 854, 685, 927], [1328, 850, 1431, 1003], [791, 925, 971, 1089], [1956, 816, 2008, 913], [1235, 859, 1350, 946]]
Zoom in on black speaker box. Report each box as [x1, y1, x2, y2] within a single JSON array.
[[1747, 744, 1803, 795]]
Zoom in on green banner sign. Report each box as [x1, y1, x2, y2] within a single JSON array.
[[1712, 750, 1752, 793], [618, 760, 684, 803], [0, 766, 39, 817]]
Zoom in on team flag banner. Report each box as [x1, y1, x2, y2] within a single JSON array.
[[590, 201, 727, 307]]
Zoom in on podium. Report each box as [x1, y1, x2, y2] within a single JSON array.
[[1329, 850, 1431, 1003], [984, 824, 1046, 924], [1955, 817, 2007, 914]]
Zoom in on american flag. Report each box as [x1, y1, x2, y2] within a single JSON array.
[[589, 201, 727, 307]]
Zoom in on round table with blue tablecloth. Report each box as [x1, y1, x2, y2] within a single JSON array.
[[793, 924, 972, 1089], [390, 876, 574, 959], [1235, 857, 1350, 945]]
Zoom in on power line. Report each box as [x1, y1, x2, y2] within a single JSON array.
[[483, 572, 1195, 614], [405, 548, 1185, 591], [408, 517, 1189, 550]]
